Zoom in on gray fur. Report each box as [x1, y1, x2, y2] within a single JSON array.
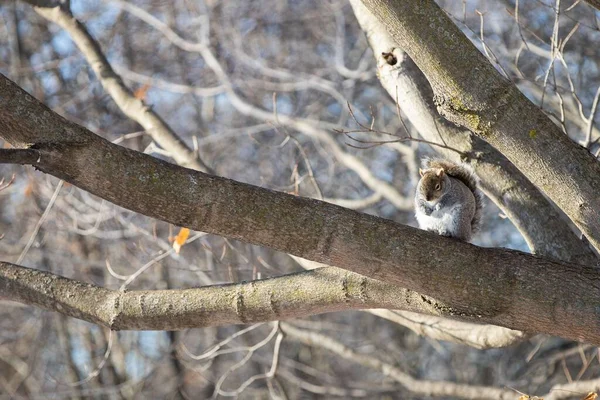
[[414, 159, 483, 241]]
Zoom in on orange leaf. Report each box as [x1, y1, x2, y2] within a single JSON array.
[[582, 393, 598, 400], [134, 84, 150, 100], [173, 227, 190, 254], [23, 180, 34, 197]]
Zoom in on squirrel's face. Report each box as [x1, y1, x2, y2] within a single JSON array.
[[418, 168, 447, 202]]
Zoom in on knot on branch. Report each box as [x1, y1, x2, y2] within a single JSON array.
[[381, 51, 397, 66], [433, 82, 515, 139]]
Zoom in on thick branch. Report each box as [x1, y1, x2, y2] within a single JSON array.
[[360, 0, 600, 252], [350, 0, 596, 265], [0, 261, 466, 331], [292, 257, 527, 349], [1, 74, 600, 344], [585, 0, 600, 12], [0, 148, 41, 165]]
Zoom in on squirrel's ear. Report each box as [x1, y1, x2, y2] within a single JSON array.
[[419, 168, 424, 177], [436, 168, 445, 177]]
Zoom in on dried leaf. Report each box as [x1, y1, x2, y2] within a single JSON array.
[[173, 227, 190, 254], [134, 84, 150, 100], [582, 393, 598, 400], [24, 182, 33, 197]]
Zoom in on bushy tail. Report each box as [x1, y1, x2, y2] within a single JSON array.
[[423, 158, 484, 233]]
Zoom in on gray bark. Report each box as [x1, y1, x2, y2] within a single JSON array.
[[1, 73, 600, 344], [350, 0, 596, 265], [360, 0, 600, 253]]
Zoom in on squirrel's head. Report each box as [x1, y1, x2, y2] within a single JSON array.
[[418, 167, 448, 202]]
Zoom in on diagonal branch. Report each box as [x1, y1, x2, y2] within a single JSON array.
[[281, 323, 516, 399], [360, 0, 600, 253], [292, 257, 527, 349], [0, 148, 41, 165], [585, 0, 600, 12], [282, 322, 600, 399], [349, 0, 596, 265], [109, 0, 413, 210], [25, 1, 213, 173], [2, 73, 600, 343], [0, 261, 482, 331]]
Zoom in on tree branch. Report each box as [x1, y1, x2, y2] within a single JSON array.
[[369, 309, 528, 350], [585, 0, 600, 12], [106, 0, 413, 210], [282, 322, 600, 399], [349, 0, 596, 265], [24, 1, 213, 173], [0, 261, 468, 331], [1, 73, 600, 343], [0, 148, 41, 165], [360, 0, 600, 253], [543, 377, 600, 400], [0, 256, 526, 349], [281, 323, 516, 399], [292, 257, 527, 349]]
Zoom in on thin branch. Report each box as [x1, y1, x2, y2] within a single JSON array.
[[16, 179, 63, 264], [25, 1, 212, 173], [339, 128, 465, 155], [0, 174, 16, 193], [280, 323, 516, 399], [283, 322, 600, 400], [584, 86, 600, 148], [584, 0, 600, 12]]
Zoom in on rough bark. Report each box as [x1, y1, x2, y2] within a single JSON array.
[[350, 0, 596, 265], [360, 0, 600, 253], [0, 261, 489, 331], [585, 0, 600, 11], [2, 74, 600, 344], [292, 257, 527, 349]]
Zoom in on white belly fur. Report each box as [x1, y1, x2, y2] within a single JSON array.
[[415, 205, 460, 236]]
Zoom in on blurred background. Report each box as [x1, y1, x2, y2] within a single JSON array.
[[0, 0, 599, 398]]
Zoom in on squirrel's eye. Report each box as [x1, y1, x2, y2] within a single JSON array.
[[435, 184, 441, 191]]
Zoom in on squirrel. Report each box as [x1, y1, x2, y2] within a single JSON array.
[[414, 158, 483, 242]]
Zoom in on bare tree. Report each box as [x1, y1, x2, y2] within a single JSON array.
[[1, 0, 600, 398]]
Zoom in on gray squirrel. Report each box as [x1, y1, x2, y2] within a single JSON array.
[[414, 159, 483, 242]]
